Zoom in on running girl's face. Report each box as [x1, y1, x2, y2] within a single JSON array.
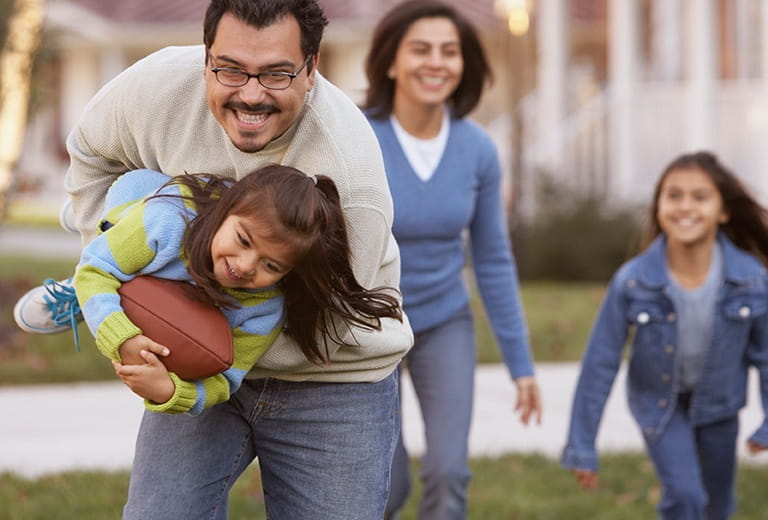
[[389, 16, 463, 110], [210, 214, 297, 290], [656, 166, 728, 249]]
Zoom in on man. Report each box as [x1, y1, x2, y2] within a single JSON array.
[[15, 1, 412, 518]]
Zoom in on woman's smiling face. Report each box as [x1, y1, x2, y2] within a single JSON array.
[[389, 16, 464, 110]]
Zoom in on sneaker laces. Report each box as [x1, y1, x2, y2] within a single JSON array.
[[43, 278, 81, 351]]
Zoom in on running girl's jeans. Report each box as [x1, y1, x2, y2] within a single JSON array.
[[644, 392, 739, 520], [122, 371, 399, 520]]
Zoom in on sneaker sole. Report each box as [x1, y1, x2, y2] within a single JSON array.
[[12, 290, 77, 334], [59, 199, 79, 234]]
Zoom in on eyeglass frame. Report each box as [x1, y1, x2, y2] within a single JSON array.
[[209, 55, 313, 90]]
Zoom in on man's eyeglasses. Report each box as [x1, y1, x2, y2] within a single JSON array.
[[210, 55, 312, 90]]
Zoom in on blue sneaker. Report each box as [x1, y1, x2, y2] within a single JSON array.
[[13, 278, 82, 349]]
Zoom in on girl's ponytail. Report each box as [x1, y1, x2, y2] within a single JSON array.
[[282, 174, 402, 364]]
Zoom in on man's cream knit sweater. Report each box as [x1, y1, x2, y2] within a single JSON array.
[[64, 45, 412, 382]]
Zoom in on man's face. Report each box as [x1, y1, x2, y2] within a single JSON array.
[[205, 13, 317, 153]]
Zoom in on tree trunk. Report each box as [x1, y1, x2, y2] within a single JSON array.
[[0, 0, 44, 222]]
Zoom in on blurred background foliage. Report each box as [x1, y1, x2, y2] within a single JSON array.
[[512, 172, 644, 282]]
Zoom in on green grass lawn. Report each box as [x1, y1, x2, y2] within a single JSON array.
[[3, 454, 768, 519], [0, 256, 114, 384], [4, 256, 768, 518]]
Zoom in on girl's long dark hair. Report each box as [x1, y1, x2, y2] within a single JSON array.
[[153, 165, 402, 364], [646, 151, 768, 266]]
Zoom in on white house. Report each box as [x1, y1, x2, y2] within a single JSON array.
[[15, 0, 768, 217]]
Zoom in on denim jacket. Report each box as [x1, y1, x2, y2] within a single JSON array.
[[561, 233, 768, 472]]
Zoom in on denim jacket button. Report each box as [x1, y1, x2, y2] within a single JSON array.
[[643, 426, 654, 436], [627, 279, 636, 288], [739, 306, 751, 318], [637, 312, 650, 324], [667, 312, 676, 322], [658, 399, 668, 408], [665, 344, 675, 354], [661, 373, 671, 382]]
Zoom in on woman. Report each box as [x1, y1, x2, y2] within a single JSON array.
[[363, 1, 542, 518]]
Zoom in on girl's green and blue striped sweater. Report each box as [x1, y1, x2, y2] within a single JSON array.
[[73, 169, 285, 415]]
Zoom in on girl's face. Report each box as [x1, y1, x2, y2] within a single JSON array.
[[389, 16, 463, 110], [210, 214, 297, 290], [656, 167, 728, 249]]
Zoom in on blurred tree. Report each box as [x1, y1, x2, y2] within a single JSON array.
[[0, 0, 44, 222]]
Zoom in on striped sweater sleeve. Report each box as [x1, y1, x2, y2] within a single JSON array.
[[73, 187, 189, 361], [145, 287, 286, 415]]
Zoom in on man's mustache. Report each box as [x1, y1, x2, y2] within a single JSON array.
[[225, 101, 279, 114]]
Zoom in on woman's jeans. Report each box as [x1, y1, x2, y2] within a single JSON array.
[[386, 305, 475, 519], [644, 393, 739, 520], [123, 372, 399, 520]]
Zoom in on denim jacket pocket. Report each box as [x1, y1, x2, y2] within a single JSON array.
[[626, 301, 671, 347], [722, 295, 767, 322]]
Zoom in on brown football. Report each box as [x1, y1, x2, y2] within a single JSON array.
[[118, 276, 233, 380]]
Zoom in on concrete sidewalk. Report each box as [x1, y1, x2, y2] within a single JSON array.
[[2, 363, 766, 478]]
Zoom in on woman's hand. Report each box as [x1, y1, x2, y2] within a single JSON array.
[[118, 334, 169, 365], [747, 440, 767, 454], [514, 376, 542, 426], [112, 349, 175, 404], [572, 468, 599, 490]]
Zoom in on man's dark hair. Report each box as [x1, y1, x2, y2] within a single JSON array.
[[204, 0, 328, 69]]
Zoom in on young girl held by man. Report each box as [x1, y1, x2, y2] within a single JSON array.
[[71, 165, 401, 414]]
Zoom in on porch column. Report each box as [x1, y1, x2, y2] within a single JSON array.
[[760, 0, 768, 203], [651, 0, 682, 81], [535, 0, 566, 169], [684, 0, 716, 150], [608, 0, 638, 200]]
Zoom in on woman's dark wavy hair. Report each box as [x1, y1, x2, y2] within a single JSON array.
[[203, 0, 328, 72], [153, 165, 402, 364], [645, 151, 768, 266], [363, 0, 492, 120]]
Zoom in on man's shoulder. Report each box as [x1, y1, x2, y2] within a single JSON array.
[[103, 46, 205, 100], [293, 75, 383, 170], [130, 45, 205, 70], [307, 75, 373, 136]]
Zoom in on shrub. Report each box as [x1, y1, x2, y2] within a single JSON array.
[[511, 175, 644, 282]]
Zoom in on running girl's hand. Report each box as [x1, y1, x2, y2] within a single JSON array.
[[572, 469, 599, 490], [118, 334, 170, 365], [747, 440, 768, 454], [112, 349, 175, 404], [514, 376, 543, 426]]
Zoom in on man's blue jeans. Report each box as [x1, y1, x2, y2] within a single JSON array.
[[123, 372, 399, 520], [644, 393, 739, 520]]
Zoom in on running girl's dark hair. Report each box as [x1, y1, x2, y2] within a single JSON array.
[[155, 165, 402, 364], [645, 151, 768, 266]]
